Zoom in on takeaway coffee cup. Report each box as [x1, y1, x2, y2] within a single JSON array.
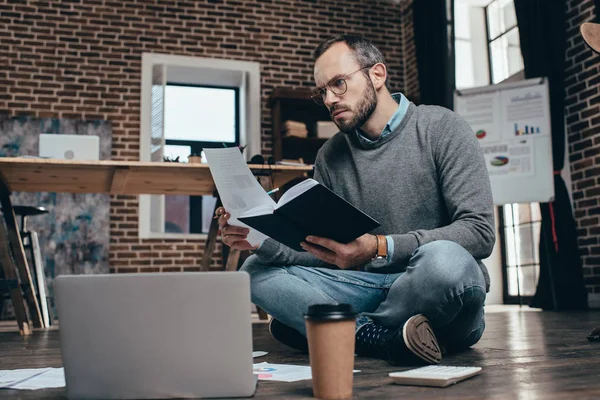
[[304, 304, 357, 400]]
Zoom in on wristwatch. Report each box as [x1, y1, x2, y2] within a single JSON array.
[[370, 235, 388, 268]]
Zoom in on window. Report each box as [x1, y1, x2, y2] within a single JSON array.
[[454, 0, 491, 90], [486, 0, 536, 303], [139, 53, 261, 239], [500, 203, 542, 303], [486, 0, 524, 84], [455, 2, 475, 89], [162, 84, 239, 234], [454, 0, 537, 305]]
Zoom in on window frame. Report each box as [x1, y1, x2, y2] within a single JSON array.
[[498, 203, 542, 305], [138, 53, 261, 240], [484, 0, 521, 84]]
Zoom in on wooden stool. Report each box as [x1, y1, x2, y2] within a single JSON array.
[[0, 175, 43, 334], [13, 206, 53, 327]]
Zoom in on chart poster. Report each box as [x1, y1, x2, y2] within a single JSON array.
[[454, 91, 502, 144], [481, 139, 534, 177], [501, 85, 551, 140]]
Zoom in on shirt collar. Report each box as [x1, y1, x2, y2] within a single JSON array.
[[356, 92, 409, 145]]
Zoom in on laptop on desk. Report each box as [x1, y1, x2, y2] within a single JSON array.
[[55, 272, 257, 399], [39, 133, 100, 161]]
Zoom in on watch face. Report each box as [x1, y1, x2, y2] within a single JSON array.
[[370, 257, 387, 268]]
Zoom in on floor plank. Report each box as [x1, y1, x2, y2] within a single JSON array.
[[0, 309, 599, 399]]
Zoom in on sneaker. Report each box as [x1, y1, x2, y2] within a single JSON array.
[[355, 314, 442, 365], [268, 318, 308, 352], [391, 314, 442, 365]]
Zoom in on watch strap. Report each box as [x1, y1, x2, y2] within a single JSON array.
[[376, 235, 388, 258]]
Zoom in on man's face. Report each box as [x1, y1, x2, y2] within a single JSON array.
[[313, 42, 377, 134]]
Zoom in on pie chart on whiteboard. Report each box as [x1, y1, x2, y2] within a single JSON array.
[[490, 156, 509, 166]]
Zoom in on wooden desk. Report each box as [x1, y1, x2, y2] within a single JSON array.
[[0, 158, 312, 335]]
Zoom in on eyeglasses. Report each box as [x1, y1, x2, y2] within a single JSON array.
[[311, 66, 373, 105]]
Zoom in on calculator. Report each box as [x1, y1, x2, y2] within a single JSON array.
[[389, 365, 482, 388]]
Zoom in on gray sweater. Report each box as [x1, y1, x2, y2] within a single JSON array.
[[255, 102, 495, 290]]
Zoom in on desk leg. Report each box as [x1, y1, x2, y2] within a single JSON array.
[[0, 178, 43, 330], [201, 197, 223, 271]]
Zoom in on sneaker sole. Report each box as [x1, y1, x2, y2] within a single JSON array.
[[402, 314, 442, 364]]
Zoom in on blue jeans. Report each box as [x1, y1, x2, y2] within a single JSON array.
[[240, 240, 487, 351]]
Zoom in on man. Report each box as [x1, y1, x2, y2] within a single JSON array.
[[216, 34, 494, 365]]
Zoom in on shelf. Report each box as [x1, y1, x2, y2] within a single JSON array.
[[270, 87, 332, 164], [281, 136, 328, 164], [282, 136, 329, 142]]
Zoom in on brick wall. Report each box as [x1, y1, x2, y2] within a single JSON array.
[[0, 0, 415, 272], [400, 0, 419, 102], [566, 0, 600, 297]]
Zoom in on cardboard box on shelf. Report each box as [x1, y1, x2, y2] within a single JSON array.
[[317, 121, 338, 139]]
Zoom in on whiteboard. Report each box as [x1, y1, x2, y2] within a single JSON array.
[[454, 78, 554, 205]]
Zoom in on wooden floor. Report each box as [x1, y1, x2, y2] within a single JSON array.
[[1, 307, 600, 399]]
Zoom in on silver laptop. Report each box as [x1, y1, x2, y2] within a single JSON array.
[[39, 133, 100, 160], [55, 272, 257, 399]]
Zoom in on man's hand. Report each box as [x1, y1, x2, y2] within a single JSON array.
[[300, 233, 377, 269], [215, 207, 258, 251]]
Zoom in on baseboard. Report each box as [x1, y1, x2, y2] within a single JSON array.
[[588, 293, 600, 309]]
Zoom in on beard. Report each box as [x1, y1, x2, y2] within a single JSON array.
[[331, 80, 378, 134]]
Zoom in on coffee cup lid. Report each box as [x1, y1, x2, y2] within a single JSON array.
[[304, 304, 356, 321]]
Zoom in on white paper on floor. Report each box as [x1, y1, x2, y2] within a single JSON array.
[[253, 362, 360, 383], [0, 368, 65, 390], [252, 351, 268, 358]]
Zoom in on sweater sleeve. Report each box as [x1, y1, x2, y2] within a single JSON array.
[[252, 152, 334, 267], [387, 111, 496, 265]]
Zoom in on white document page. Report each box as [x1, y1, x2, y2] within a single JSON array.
[[253, 362, 360, 382], [204, 148, 275, 245], [0, 368, 65, 390], [275, 178, 318, 209]]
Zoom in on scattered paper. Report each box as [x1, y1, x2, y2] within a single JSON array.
[[253, 362, 360, 382], [203, 147, 274, 245], [0, 368, 65, 390], [252, 351, 268, 358], [2, 360, 360, 389]]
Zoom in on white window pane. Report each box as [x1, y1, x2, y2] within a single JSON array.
[[164, 86, 236, 143], [507, 266, 521, 296], [487, 1, 501, 40], [532, 222, 541, 264], [164, 144, 191, 163], [455, 2, 471, 39], [490, 37, 507, 83], [503, 204, 514, 227], [506, 28, 523, 77], [515, 225, 536, 266], [507, 265, 539, 297], [515, 203, 531, 225], [511, 203, 519, 226], [487, 0, 517, 40], [530, 202, 541, 222], [500, 0, 517, 29], [490, 27, 523, 84], [455, 40, 475, 90], [505, 226, 518, 266]]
